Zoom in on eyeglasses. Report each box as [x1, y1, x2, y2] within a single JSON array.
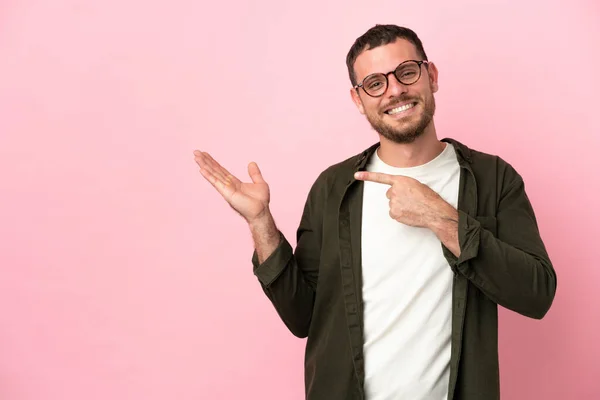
[[354, 60, 429, 98]]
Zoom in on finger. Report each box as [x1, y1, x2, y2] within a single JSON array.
[[196, 156, 229, 185], [193, 151, 209, 169], [203, 152, 238, 181], [194, 152, 240, 185], [199, 152, 240, 185], [198, 163, 235, 199], [354, 171, 395, 185], [194, 152, 217, 175], [197, 161, 225, 186], [386, 187, 393, 199], [198, 153, 231, 183], [248, 162, 265, 184]]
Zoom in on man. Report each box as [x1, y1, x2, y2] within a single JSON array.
[[194, 24, 557, 400]]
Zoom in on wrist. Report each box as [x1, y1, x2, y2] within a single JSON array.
[[427, 199, 458, 234], [248, 209, 276, 233], [248, 208, 281, 264]]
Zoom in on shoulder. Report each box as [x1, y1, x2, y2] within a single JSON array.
[[445, 138, 523, 185], [306, 144, 377, 199], [317, 146, 374, 183]]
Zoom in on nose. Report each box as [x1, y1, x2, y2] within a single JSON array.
[[385, 73, 408, 97]]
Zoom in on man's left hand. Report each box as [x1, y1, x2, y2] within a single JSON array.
[[354, 171, 454, 230]]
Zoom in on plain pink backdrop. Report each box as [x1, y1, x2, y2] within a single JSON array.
[[1, 0, 598, 399]]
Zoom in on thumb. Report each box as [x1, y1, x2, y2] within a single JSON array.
[[248, 162, 266, 184]]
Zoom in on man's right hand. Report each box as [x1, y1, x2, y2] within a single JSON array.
[[194, 150, 280, 263], [193, 150, 270, 224]]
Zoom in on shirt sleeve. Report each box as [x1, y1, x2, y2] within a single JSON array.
[[443, 175, 557, 319], [250, 173, 326, 337]]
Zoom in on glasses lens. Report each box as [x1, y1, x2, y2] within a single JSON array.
[[363, 74, 387, 96], [395, 61, 421, 85]]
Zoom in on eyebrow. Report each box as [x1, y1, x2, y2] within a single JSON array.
[[361, 60, 410, 78]]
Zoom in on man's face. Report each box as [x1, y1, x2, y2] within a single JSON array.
[[350, 39, 439, 144]]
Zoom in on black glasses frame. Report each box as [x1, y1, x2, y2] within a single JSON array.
[[354, 60, 429, 98]]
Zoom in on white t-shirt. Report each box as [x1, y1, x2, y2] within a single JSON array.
[[361, 143, 460, 400]]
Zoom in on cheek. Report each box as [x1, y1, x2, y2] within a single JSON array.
[[413, 89, 430, 106], [364, 99, 383, 115], [426, 81, 437, 96]]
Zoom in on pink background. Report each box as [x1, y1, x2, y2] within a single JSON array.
[[1, 0, 598, 399]]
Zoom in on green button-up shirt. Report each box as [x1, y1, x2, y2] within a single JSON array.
[[252, 138, 557, 400]]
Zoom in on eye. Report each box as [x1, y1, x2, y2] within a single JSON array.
[[364, 76, 386, 90]]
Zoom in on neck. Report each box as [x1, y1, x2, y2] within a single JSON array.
[[377, 124, 445, 168]]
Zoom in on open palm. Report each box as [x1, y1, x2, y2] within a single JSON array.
[[194, 150, 270, 222]]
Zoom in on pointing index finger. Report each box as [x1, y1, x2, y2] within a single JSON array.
[[354, 171, 395, 185]]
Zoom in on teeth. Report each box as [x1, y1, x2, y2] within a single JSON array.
[[388, 103, 415, 115]]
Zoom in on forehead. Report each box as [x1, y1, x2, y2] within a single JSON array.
[[354, 38, 420, 81]]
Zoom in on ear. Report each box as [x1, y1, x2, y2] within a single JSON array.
[[427, 62, 439, 93], [350, 87, 366, 115]]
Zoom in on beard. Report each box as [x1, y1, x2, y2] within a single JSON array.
[[365, 92, 436, 144]]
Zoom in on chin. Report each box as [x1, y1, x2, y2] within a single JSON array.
[[390, 130, 425, 144]]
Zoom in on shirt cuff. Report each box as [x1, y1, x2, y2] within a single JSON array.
[[442, 210, 482, 272], [252, 233, 294, 287]]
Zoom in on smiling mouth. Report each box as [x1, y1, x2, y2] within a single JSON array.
[[385, 102, 416, 115]]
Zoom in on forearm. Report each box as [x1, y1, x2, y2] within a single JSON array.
[[439, 208, 556, 319], [251, 230, 317, 338], [250, 208, 320, 338], [250, 174, 326, 337], [455, 217, 556, 318], [428, 200, 461, 258], [248, 209, 281, 264], [427, 199, 556, 319]]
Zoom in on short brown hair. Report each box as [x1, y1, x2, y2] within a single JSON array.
[[346, 24, 428, 86]]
